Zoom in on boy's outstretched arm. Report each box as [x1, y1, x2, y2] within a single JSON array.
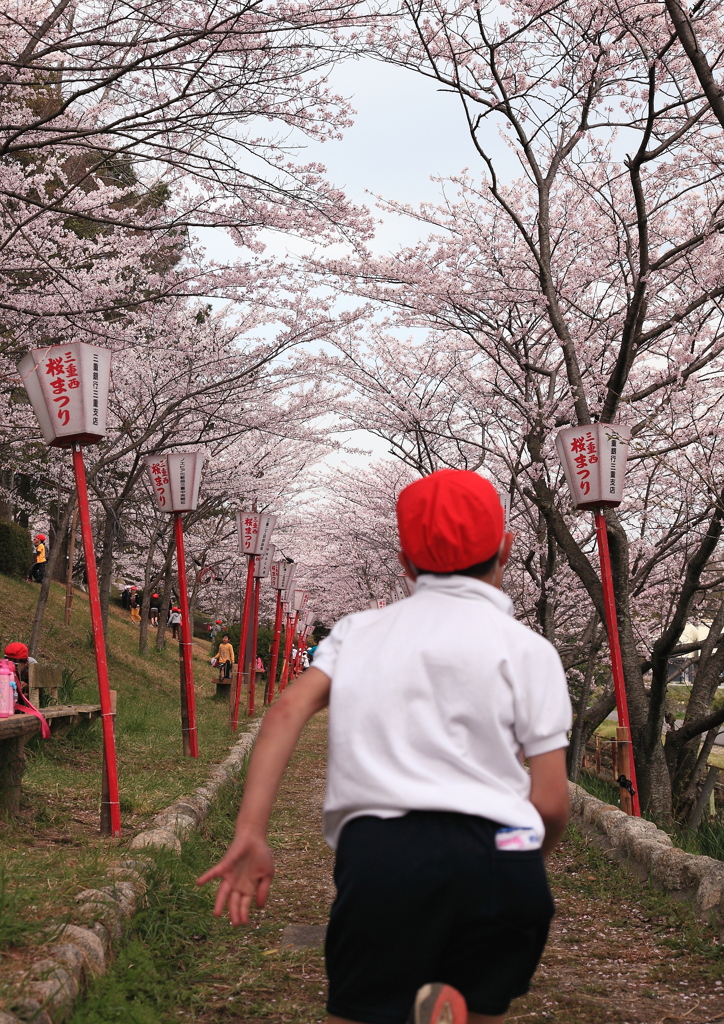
[[196, 666, 331, 925]]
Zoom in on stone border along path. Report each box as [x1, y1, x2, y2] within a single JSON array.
[[0, 719, 262, 1024], [569, 781, 724, 932]]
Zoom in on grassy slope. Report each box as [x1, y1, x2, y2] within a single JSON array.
[[0, 574, 252, 974]]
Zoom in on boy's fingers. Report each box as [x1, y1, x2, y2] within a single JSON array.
[[213, 879, 232, 918], [227, 886, 254, 926], [256, 875, 272, 908], [196, 865, 223, 886], [229, 889, 242, 926], [239, 894, 253, 924]]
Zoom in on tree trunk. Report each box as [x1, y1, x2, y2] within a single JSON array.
[[156, 551, 175, 652], [138, 527, 161, 655], [0, 469, 15, 522], [602, 509, 674, 817], [568, 644, 599, 782], [97, 509, 117, 635], [676, 726, 720, 820], [28, 493, 76, 659]]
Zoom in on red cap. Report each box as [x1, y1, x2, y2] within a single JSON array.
[[35, 534, 46, 542], [396, 470, 504, 573], [153, 593, 159, 598], [5, 642, 29, 660]]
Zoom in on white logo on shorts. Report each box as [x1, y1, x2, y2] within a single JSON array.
[[494, 827, 542, 851]]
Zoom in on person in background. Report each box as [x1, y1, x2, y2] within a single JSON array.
[[217, 634, 235, 681], [129, 587, 142, 624], [168, 606, 182, 640], [149, 593, 161, 627], [4, 642, 37, 699], [31, 534, 47, 583], [121, 585, 132, 610]]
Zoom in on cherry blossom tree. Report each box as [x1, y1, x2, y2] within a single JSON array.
[[307, 0, 724, 817]]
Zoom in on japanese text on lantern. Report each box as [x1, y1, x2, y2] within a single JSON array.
[[91, 353, 100, 427], [609, 436, 618, 496], [243, 516, 258, 552], [178, 459, 187, 505], [569, 432, 598, 497], [45, 350, 80, 427], [150, 461, 170, 507]]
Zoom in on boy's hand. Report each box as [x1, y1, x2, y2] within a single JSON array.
[[197, 832, 274, 925]]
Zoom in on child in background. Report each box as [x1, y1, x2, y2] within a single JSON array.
[[199, 470, 571, 1024], [217, 634, 235, 681], [31, 534, 47, 582], [168, 606, 182, 640]]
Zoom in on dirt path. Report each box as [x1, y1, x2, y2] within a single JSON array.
[[70, 710, 723, 1024]]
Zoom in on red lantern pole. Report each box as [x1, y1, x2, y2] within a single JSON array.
[[267, 590, 284, 704], [72, 444, 121, 837], [297, 635, 307, 675], [247, 576, 261, 717], [279, 612, 294, 692], [231, 555, 255, 730], [289, 611, 300, 681], [594, 510, 641, 817], [174, 513, 199, 758]]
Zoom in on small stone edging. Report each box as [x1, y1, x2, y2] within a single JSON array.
[[569, 781, 724, 931], [1, 720, 262, 1024]]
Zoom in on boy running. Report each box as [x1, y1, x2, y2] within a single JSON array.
[[199, 470, 571, 1024]]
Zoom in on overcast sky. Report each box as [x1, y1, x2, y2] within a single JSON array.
[[206, 58, 515, 468], [269, 56, 518, 257]]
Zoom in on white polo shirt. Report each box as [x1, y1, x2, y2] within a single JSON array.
[[313, 574, 572, 849]]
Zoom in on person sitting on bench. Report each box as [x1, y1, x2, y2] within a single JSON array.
[[4, 642, 36, 701]]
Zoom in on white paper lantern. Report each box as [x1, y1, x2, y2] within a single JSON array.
[[144, 451, 207, 513], [236, 512, 277, 556], [18, 342, 111, 447], [555, 424, 631, 510], [255, 543, 276, 579], [293, 588, 309, 613], [271, 559, 296, 591]]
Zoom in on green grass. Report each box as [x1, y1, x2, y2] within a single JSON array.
[[66, 790, 240, 1024], [69, 712, 333, 1024], [0, 574, 254, 961], [65, 786, 724, 1024], [558, 826, 723, 980]]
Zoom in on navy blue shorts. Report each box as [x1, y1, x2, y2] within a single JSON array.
[[325, 811, 554, 1024]]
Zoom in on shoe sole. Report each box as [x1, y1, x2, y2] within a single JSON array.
[[414, 983, 467, 1024]]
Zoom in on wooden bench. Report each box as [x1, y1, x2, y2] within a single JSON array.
[[27, 662, 63, 707], [0, 704, 102, 814]]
